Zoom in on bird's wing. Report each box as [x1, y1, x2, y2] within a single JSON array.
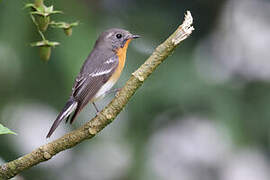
[[72, 55, 118, 102], [68, 55, 118, 124], [69, 52, 118, 122]]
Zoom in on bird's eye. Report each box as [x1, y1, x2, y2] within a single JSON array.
[[116, 33, 122, 39]]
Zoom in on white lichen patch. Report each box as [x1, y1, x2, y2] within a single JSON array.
[[132, 72, 145, 82], [43, 152, 52, 160], [106, 113, 113, 119], [172, 11, 194, 45], [89, 128, 98, 135]]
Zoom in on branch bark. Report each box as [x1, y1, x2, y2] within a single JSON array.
[[0, 11, 194, 179]]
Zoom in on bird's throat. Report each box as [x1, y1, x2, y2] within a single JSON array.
[[116, 39, 131, 66], [114, 39, 131, 79]]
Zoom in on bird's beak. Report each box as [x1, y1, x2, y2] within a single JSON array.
[[121, 34, 140, 48], [131, 34, 140, 39], [127, 34, 141, 40]]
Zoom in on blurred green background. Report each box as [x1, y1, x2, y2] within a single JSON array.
[[0, 0, 270, 179]]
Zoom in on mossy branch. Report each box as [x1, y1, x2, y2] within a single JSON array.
[[0, 11, 194, 179]]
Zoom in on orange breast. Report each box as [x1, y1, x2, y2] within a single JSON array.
[[110, 39, 131, 82]]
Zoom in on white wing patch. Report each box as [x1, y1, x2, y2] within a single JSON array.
[[105, 32, 114, 39], [90, 67, 114, 77], [104, 58, 115, 64]]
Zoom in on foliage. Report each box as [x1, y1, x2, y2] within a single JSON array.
[[25, 0, 78, 61], [0, 124, 16, 135]]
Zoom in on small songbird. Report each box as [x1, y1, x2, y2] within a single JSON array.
[[46, 28, 140, 138]]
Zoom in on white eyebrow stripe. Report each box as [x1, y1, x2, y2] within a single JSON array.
[[90, 68, 114, 77], [105, 32, 114, 39]]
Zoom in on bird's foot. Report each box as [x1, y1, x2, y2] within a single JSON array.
[[92, 102, 100, 116], [92, 88, 122, 117]]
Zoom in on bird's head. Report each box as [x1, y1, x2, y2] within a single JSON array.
[[96, 28, 140, 52]]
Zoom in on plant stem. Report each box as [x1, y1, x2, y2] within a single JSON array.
[[30, 14, 46, 41]]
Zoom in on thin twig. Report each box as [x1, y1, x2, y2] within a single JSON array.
[[30, 14, 46, 41]]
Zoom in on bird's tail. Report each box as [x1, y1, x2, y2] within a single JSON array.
[[46, 99, 78, 138]]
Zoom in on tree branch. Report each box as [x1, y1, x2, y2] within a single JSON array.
[[0, 11, 194, 179]]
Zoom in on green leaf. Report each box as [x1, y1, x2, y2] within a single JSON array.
[[0, 124, 16, 135], [50, 21, 79, 36], [31, 40, 60, 47], [50, 21, 79, 29], [28, 4, 62, 17], [24, 3, 36, 9]]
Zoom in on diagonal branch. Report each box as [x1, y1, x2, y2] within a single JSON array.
[[0, 11, 194, 179]]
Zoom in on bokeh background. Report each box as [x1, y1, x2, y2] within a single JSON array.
[[1, 0, 270, 179]]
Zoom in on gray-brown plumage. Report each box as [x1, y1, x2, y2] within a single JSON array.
[[46, 28, 140, 138]]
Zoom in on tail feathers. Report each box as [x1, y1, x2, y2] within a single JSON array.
[[69, 99, 88, 124], [69, 106, 81, 124], [46, 99, 78, 138]]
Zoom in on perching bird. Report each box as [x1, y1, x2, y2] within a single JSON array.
[[46, 28, 140, 138]]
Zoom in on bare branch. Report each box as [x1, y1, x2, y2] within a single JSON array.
[[0, 11, 194, 179]]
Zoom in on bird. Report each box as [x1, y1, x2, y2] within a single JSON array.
[[46, 28, 140, 138]]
